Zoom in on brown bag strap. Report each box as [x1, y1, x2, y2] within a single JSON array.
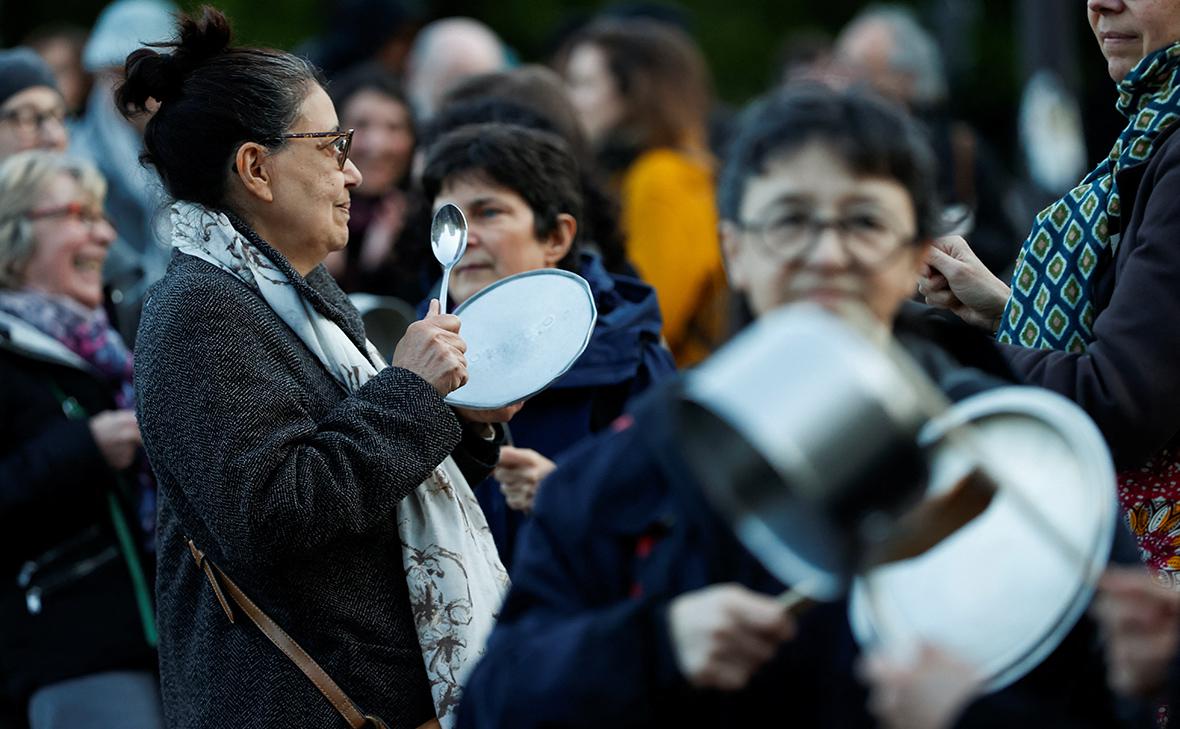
[[186, 538, 397, 729]]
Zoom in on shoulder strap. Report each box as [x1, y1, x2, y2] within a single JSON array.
[[186, 539, 419, 729]]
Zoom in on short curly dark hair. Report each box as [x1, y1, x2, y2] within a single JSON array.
[[421, 123, 583, 271], [718, 85, 941, 242]]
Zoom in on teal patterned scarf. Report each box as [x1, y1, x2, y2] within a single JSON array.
[[998, 42, 1180, 351]]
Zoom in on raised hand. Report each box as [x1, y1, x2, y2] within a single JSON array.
[[494, 446, 556, 512], [918, 235, 1012, 332], [392, 298, 468, 395]]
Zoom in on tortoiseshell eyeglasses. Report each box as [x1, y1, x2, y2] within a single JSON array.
[[273, 128, 354, 169]]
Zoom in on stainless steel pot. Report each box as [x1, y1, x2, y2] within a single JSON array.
[[676, 304, 946, 599]]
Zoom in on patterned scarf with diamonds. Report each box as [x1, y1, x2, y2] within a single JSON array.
[[997, 42, 1180, 350]]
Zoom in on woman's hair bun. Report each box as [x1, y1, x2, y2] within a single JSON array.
[[116, 6, 232, 116], [171, 6, 232, 70]]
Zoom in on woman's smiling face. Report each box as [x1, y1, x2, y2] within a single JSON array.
[[21, 172, 115, 310], [259, 85, 363, 274]]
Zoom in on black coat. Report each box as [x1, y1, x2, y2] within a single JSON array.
[[135, 246, 497, 729], [0, 313, 155, 710], [1003, 123, 1180, 469]]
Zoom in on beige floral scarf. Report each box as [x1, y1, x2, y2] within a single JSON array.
[[170, 202, 508, 726]]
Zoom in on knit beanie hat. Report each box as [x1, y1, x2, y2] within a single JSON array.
[[0, 48, 59, 107]]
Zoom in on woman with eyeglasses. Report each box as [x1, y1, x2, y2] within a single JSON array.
[[0, 47, 69, 161], [459, 86, 1115, 729], [120, 8, 513, 729], [0, 150, 163, 728]]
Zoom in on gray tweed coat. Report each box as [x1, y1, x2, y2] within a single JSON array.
[[136, 236, 492, 728]]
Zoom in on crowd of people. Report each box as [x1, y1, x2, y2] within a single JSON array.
[[4, 1, 1180, 728]]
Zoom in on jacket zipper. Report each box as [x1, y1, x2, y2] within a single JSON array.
[[17, 524, 102, 588], [23, 545, 119, 615]]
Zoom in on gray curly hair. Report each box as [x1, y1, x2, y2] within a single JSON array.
[[0, 150, 106, 289]]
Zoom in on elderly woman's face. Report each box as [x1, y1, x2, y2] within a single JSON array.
[[21, 172, 115, 310], [722, 142, 926, 325], [1088, 0, 1180, 82], [263, 85, 362, 274]]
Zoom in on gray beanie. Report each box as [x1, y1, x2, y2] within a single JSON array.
[[0, 48, 59, 107]]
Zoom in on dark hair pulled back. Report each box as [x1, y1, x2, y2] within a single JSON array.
[[116, 6, 323, 208]]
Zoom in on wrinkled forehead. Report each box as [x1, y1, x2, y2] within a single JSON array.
[[37, 169, 101, 205], [740, 144, 914, 221]]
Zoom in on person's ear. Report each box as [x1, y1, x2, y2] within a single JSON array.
[[541, 213, 578, 266], [233, 142, 275, 203], [719, 220, 748, 291]]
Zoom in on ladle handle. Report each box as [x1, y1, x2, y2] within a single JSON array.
[[777, 587, 816, 617], [438, 268, 451, 313]]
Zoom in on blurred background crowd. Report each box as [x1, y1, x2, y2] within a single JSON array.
[[0, 0, 1118, 352], [3, 0, 1180, 728]]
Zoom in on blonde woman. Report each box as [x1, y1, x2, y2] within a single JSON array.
[[0, 150, 162, 728]]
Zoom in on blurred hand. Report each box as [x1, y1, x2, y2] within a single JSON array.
[[495, 446, 556, 513], [358, 194, 407, 271], [667, 583, 796, 691], [861, 644, 983, 729], [392, 299, 467, 396], [918, 236, 1011, 332], [89, 409, 142, 471], [1092, 565, 1180, 698]]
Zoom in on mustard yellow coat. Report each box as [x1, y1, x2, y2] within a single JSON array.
[[619, 148, 728, 367]]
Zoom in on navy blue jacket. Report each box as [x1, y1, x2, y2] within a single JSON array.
[[458, 305, 1116, 729], [458, 387, 871, 729], [426, 253, 676, 568]]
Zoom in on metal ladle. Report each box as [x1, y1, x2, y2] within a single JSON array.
[[431, 203, 468, 311]]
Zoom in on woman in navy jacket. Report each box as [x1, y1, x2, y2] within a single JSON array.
[[459, 86, 1115, 729], [420, 122, 676, 569]]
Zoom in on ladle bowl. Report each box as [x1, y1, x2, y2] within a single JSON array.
[[430, 203, 468, 311]]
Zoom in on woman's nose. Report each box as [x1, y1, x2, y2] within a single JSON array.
[[40, 117, 68, 152], [464, 224, 481, 249], [343, 158, 363, 188], [93, 218, 117, 246], [1088, 0, 1125, 13], [803, 225, 853, 270]]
